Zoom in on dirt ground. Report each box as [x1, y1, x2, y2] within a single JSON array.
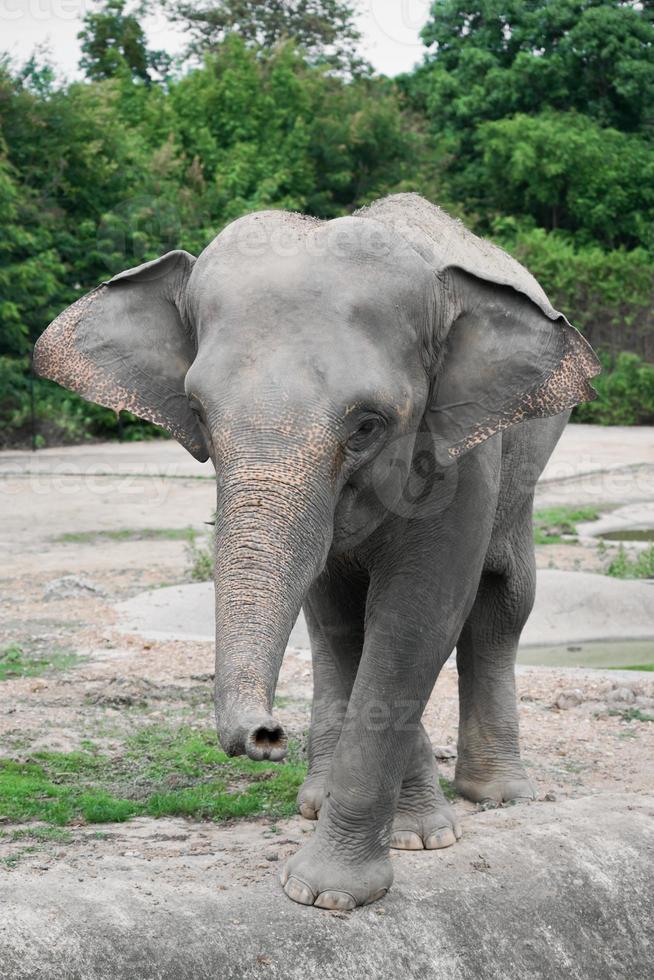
[[0, 427, 653, 891]]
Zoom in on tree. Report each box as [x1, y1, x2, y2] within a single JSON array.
[[475, 111, 654, 248], [413, 0, 654, 133], [161, 0, 367, 74], [78, 0, 172, 83]]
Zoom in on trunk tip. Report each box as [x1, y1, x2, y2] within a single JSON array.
[[246, 721, 288, 762], [220, 712, 288, 762]]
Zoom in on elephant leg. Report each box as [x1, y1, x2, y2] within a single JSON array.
[[281, 449, 498, 909], [296, 566, 367, 820], [455, 496, 537, 805], [299, 573, 460, 843], [390, 723, 461, 850]]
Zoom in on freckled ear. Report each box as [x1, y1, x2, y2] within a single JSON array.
[[358, 194, 600, 464], [426, 272, 599, 464], [33, 251, 209, 462]]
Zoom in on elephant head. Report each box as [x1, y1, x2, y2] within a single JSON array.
[[34, 194, 599, 761]]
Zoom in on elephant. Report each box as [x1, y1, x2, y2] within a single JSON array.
[[34, 193, 600, 911]]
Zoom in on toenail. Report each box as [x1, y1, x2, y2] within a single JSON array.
[[364, 888, 387, 905], [284, 876, 317, 906], [314, 890, 357, 911], [390, 830, 424, 850], [425, 828, 456, 849]]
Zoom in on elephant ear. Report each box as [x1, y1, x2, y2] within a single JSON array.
[[358, 194, 600, 465], [33, 251, 209, 462]]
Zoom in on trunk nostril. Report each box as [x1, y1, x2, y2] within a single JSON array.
[[246, 722, 288, 762]]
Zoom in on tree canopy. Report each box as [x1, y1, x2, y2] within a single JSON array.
[[0, 0, 652, 443]]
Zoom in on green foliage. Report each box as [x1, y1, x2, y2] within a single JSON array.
[[414, 0, 654, 133], [573, 353, 654, 425], [477, 111, 654, 248], [162, 0, 366, 74], [186, 536, 214, 581], [605, 544, 654, 580], [79, 0, 172, 83], [56, 527, 197, 544], [0, 645, 84, 681], [0, 726, 307, 826], [607, 707, 654, 723], [533, 506, 600, 545], [0, 1, 652, 445]]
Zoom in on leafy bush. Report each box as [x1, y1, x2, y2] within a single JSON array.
[[0, 355, 170, 448], [606, 545, 654, 580], [573, 353, 654, 426]]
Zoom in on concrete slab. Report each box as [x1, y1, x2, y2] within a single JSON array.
[[115, 570, 654, 649], [1, 794, 652, 980]]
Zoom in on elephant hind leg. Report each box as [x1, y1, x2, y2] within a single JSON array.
[[454, 496, 537, 805]]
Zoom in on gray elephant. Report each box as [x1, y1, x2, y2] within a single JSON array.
[[35, 194, 599, 911]]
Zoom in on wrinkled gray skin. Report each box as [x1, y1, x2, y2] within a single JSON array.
[[34, 195, 600, 911]]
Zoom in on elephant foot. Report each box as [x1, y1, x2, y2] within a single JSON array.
[[281, 835, 392, 911], [455, 762, 536, 806], [297, 772, 326, 820], [391, 772, 461, 850]]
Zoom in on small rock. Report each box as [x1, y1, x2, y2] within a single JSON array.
[[635, 696, 654, 710], [264, 852, 279, 862], [544, 791, 557, 802], [554, 689, 584, 710], [607, 687, 636, 705], [433, 744, 457, 760], [44, 575, 103, 601]]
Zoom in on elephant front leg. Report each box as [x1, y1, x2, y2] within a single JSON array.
[[282, 586, 469, 909], [391, 724, 461, 850], [296, 571, 367, 820]]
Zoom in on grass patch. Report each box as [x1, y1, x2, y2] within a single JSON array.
[[605, 544, 654, 579], [439, 776, 457, 801], [56, 528, 197, 545], [607, 664, 654, 672], [0, 644, 84, 681], [533, 506, 600, 545], [185, 537, 213, 581], [607, 707, 654, 723], [7, 826, 73, 843], [0, 726, 306, 827]]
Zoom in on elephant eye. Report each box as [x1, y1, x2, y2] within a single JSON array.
[[347, 414, 386, 453], [188, 398, 204, 420]]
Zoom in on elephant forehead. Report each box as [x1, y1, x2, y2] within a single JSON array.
[[191, 213, 431, 321]]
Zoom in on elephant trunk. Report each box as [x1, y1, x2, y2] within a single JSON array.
[[213, 450, 333, 761]]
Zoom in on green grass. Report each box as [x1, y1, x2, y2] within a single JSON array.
[[56, 527, 197, 544], [0, 645, 84, 681], [605, 544, 654, 579], [185, 538, 213, 581], [607, 707, 654, 723], [533, 506, 600, 545], [3, 826, 73, 844], [0, 726, 307, 827], [439, 776, 457, 801], [607, 664, 654, 672]]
